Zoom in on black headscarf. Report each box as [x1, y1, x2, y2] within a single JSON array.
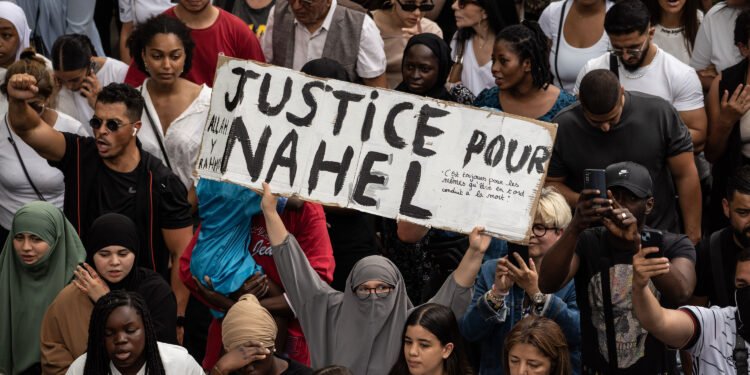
[[301, 58, 351, 82], [395, 33, 453, 101]]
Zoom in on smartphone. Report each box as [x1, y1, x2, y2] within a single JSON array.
[[507, 243, 530, 269], [641, 228, 664, 259], [583, 169, 607, 199], [80, 61, 97, 97]]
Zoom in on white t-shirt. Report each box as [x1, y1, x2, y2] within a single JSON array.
[[0, 112, 87, 229], [574, 46, 704, 111], [137, 81, 211, 189], [682, 305, 748, 374], [450, 33, 494, 97], [118, 0, 173, 25], [66, 342, 205, 375], [261, 0, 387, 79], [690, 2, 743, 72], [539, 0, 615, 93], [653, 11, 703, 66], [57, 57, 129, 136]]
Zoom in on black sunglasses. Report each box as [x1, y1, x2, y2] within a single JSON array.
[[396, 0, 435, 12], [89, 117, 134, 132]]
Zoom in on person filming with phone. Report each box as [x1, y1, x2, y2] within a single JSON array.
[[460, 187, 581, 375], [538, 161, 696, 374]]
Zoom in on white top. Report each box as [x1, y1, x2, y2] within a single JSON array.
[[450, 33, 494, 97], [66, 342, 205, 375], [539, 0, 615, 93], [56, 57, 129, 136], [690, 2, 743, 72], [118, 0, 173, 24], [137, 81, 211, 189], [261, 0, 387, 79], [0, 112, 87, 229], [653, 11, 704, 66], [574, 46, 704, 111], [682, 305, 748, 374]]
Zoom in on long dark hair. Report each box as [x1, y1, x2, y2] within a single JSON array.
[[503, 316, 571, 375], [83, 290, 165, 375], [644, 0, 700, 56], [455, 0, 518, 49], [389, 304, 473, 375], [496, 21, 553, 89], [51, 34, 98, 71]]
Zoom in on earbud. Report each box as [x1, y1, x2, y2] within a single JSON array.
[[132, 128, 137, 136]]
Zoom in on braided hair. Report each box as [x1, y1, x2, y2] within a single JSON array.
[[83, 290, 165, 375], [495, 20, 553, 90]]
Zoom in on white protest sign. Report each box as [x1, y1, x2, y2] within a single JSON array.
[[197, 57, 557, 243]]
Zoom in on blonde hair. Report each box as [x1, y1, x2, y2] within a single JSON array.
[[536, 187, 572, 229]]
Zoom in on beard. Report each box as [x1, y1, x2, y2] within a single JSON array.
[[619, 42, 650, 72], [733, 226, 750, 247]]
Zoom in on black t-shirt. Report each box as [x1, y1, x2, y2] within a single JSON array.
[[50, 133, 192, 279], [549, 92, 694, 233], [694, 227, 741, 307], [215, 0, 275, 37], [574, 226, 695, 374]]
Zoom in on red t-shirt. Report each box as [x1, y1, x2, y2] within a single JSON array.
[[124, 7, 265, 87]]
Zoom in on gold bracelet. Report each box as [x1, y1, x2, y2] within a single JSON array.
[[212, 366, 225, 375]]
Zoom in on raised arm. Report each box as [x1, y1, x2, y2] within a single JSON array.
[[632, 246, 696, 349], [705, 77, 750, 162], [668, 152, 702, 245], [6, 73, 66, 161], [544, 176, 579, 208]]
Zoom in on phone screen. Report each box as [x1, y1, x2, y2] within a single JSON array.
[[508, 243, 529, 268]]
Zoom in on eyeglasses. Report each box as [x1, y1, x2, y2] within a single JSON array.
[[396, 0, 435, 12], [353, 284, 395, 300], [89, 117, 135, 132], [456, 0, 479, 9], [531, 224, 558, 237], [608, 38, 648, 58]]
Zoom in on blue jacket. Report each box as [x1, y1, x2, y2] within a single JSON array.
[[460, 259, 581, 375]]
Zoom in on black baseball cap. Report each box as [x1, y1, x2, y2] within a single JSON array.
[[605, 161, 653, 198]]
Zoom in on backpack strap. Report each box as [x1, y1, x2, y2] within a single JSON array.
[[710, 230, 729, 306], [553, 1, 568, 88]]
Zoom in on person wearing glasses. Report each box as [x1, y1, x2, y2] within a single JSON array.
[[573, 0, 707, 159], [258, 181, 488, 374], [261, 0, 388, 87], [460, 187, 580, 375], [4, 78, 194, 342], [373, 0, 443, 88], [0, 51, 87, 247]]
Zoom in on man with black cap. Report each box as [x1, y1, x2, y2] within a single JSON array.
[[539, 161, 696, 374], [545, 69, 702, 245]]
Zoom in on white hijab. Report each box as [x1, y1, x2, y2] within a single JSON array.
[[0, 2, 31, 61]]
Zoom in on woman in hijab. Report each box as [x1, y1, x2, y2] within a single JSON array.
[[212, 294, 312, 375], [0, 201, 86, 375], [0, 2, 31, 72], [395, 33, 455, 101], [39, 213, 176, 374], [260, 182, 489, 375]]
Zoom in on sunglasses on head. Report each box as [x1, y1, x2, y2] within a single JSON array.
[[396, 0, 435, 11], [89, 117, 134, 132]]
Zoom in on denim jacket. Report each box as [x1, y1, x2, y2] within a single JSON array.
[[460, 259, 581, 375]]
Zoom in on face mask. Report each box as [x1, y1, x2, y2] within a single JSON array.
[[735, 287, 750, 340]]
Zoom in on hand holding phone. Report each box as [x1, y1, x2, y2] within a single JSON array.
[[641, 228, 664, 259], [583, 169, 607, 201], [507, 243, 529, 269]]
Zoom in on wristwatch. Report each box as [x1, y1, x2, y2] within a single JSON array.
[[531, 292, 547, 314]]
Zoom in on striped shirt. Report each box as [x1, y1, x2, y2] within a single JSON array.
[[682, 305, 746, 374]]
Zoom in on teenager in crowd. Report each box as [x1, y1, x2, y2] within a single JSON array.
[[449, 0, 518, 97], [260, 181, 487, 374], [503, 316, 572, 375], [539, 0, 614, 93], [396, 33, 457, 101], [461, 187, 580, 374], [40, 213, 177, 374], [212, 294, 312, 375], [644, 0, 702, 65], [0, 52, 87, 246], [0, 201, 86, 375], [128, 14, 211, 206], [66, 290, 204, 374], [53, 34, 129, 135], [374, 0, 443, 88], [473, 22, 576, 122], [389, 303, 473, 375]]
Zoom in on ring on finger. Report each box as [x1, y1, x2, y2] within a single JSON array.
[[621, 213, 627, 219]]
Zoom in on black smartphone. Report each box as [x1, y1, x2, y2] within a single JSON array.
[[508, 243, 530, 269], [583, 169, 607, 199], [641, 228, 664, 259], [80, 61, 96, 97]]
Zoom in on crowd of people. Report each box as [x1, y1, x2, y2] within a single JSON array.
[[1, 0, 750, 373]]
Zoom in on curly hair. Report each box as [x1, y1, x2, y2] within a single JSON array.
[[83, 290, 165, 375], [496, 20, 553, 89], [127, 14, 195, 77]]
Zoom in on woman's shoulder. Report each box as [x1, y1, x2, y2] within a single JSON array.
[[420, 17, 443, 36], [157, 342, 204, 373], [48, 283, 91, 311], [473, 86, 501, 109], [554, 89, 577, 106]]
